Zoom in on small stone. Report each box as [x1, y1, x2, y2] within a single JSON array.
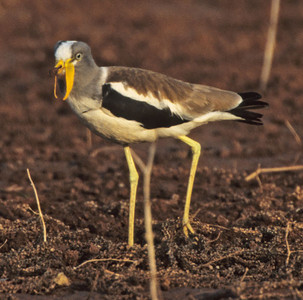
[[54, 272, 70, 286]]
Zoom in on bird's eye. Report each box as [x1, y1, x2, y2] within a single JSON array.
[[75, 53, 83, 61]]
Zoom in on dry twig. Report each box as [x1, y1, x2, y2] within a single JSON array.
[[131, 148, 147, 174], [0, 239, 8, 250], [27, 168, 47, 243], [285, 120, 302, 146], [245, 165, 303, 182], [74, 258, 135, 270], [200, 223, 260, 236], [104, 269, 122, 277], [260, 0, 280, 92], [206, 231, 222, 244], [143, 142, 160, 300], [255, 175, 263, 190], [192, 208, 201, 219], [240, 267, 249, 282], [284, 222, 303, 267], [125, 144, 160, 299], [285, 222, 291, 266], [26, 204, 39, 215]]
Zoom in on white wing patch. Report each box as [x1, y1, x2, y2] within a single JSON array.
[[55, 41, 77, 61], [109, 82, 185, 118], [100, 67, 109, 85]]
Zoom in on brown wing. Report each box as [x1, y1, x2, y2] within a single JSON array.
[[182, 84, 243, 118], [105, 66, 243, 119]]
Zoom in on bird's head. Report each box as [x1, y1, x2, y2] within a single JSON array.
[[53, 41, 97, 100]]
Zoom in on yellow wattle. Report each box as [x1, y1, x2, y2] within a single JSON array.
[[63, 59, 75, 100], [53, 59, 75, 100], [54, 59, 64, 99]]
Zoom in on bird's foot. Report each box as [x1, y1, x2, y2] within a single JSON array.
[[183, 219, 195, 237]]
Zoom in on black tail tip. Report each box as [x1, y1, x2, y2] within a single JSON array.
[[238, 92, 262, 101], [237, 92, 268, 110], [229, 92, 268, 125]]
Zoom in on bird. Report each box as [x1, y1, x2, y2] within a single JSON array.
[[52, 40, 268, 247]]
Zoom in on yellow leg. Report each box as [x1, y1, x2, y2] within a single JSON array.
[[124, 146, 139, 246], [178, 136, 201, 237]]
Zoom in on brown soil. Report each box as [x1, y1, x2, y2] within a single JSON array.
[[1, 0, 303, 299]]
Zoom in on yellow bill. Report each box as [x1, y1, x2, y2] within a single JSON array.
[[53, 58, 75, 100]]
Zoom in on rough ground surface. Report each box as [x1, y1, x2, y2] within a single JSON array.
[[1, 0, 303, 299]]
